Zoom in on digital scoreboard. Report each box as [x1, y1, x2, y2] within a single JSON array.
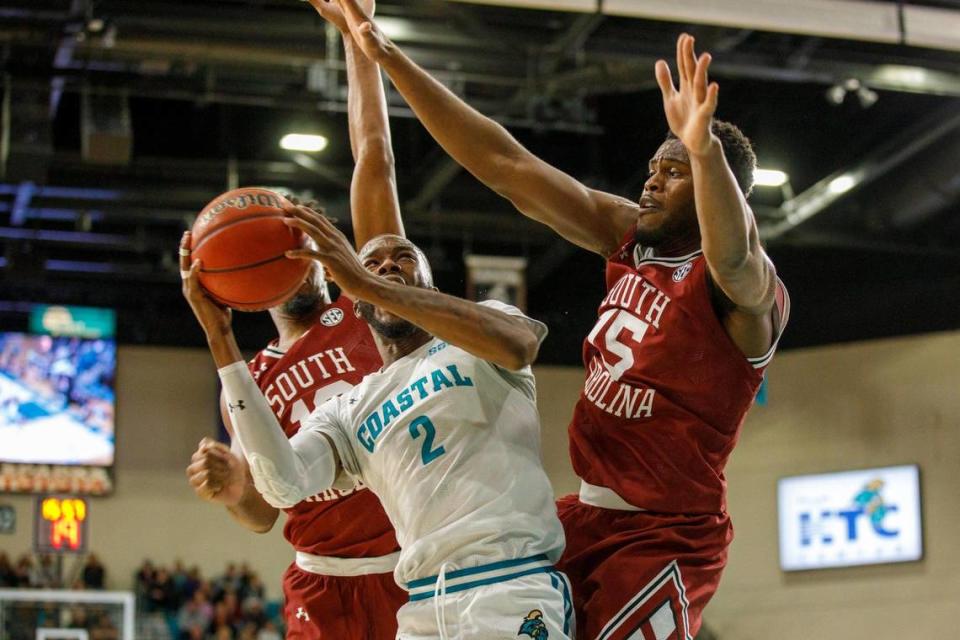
[[34, 496, 89, 553]]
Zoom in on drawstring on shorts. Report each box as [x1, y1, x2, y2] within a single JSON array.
[[433, 562, 453, 640]]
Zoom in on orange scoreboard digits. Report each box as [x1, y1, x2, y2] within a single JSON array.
[[34, 496, 89, 553]]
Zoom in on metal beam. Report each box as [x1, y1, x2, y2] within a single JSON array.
[[762, 101, 960, 241], [406, 156, 465, 213]]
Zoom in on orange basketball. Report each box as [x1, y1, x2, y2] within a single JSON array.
[[191, 187, 310, 311]]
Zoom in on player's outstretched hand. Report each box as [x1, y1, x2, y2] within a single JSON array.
[[186, 438, 246, 506], [654, 34, 719, 158], [335, 0, 393, 62], [282, 204, 374, 299], [304, 0, 375, 35], [180, 231, 232, 339]]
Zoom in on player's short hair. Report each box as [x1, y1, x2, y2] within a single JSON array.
[[666, 120, 757, 197]]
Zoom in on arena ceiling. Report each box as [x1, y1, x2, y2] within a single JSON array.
[[0, 0, 959, 363]]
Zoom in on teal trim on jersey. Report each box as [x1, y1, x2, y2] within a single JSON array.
[[406, 554, 550, 589], [407, 565, 553, 602], [550, 570, 573, 635]]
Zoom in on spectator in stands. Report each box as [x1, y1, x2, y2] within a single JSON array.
[[134, 559, 154, 598], [14, 554, 35, 587], [178, 590, 214, 640], [81, 553, 106, 589], [255, 621, 281, 640], [146, 568, 177, 613], [33, 554, 59, 588], [0, 552, 15, 586]]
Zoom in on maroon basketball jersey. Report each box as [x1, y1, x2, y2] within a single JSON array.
[[247, 295, 399, 558], [568, 236, 789, 514]]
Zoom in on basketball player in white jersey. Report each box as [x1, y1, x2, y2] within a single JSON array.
[[182, 205, 574, 638]]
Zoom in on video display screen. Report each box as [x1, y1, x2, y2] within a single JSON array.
[[0, 332, 116, 466]]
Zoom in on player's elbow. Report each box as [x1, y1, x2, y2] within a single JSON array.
[[499, 332, 540, 371], [356, 137, 395, 168]]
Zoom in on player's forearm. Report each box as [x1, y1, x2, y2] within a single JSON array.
[[377, 46, 527, 196], [359, 280, 540, 370], [218, 363, 339, 507], [690, 140, 774, 310], [206, 327, 244, 370], [345, 40, 404, 245], [226, 481, 280, 533]]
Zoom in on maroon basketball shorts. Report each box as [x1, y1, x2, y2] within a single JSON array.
[[557, 493, 731, 640], [282, 557, 407, 640]]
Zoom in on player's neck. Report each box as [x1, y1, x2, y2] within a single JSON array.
[[269, 305, 325, 350], [374, 330, 433, 369], [649, 232, 700, 258]]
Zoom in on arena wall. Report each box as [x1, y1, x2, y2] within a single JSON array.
[[2, 333, 956, 636]]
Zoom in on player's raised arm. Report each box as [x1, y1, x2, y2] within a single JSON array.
[[285, 206, 543, 371], [181, 231, 343, 509], [335, 0, 636, 257], [307, 0, 403, 247], [655, 36, 778, 342]]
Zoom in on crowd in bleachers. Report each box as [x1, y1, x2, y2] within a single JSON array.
[[135, 559, 281, 640], [0, 551, 105, 589], [0, 552, 283, 640]]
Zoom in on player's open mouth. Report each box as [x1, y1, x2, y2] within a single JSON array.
[[638, 195, 662, 210]]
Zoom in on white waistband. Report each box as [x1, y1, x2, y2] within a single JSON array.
[[579, 480, 646, 512], [295, 551, 399, 577]]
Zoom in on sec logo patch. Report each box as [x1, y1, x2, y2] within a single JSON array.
[[673, 262, 693, 282], [320, 308, 344, 327]]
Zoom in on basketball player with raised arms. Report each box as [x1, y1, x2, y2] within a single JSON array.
[[183, 203, 575, 638], [181, 1, 407, 637], [334, 4, 789, 636]]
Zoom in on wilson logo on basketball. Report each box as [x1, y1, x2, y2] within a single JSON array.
[[673, 263, 693, 282], [320, 308, 344, 327]]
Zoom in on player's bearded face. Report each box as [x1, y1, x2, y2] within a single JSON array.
[[355, 236, 434, 340], [634, 139, 698, 248], [280, 263, 327, 318]]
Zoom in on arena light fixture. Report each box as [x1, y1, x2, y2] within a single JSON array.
[[753, 169, 789, 187], [280, 133, 328, 153], [828, 174, 857, 194]]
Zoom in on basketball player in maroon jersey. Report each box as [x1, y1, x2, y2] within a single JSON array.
[[335, 4, 789, 637], [182, 1, 408, 637]]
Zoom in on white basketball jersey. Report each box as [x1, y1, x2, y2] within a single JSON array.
[[302, 300, 565, 586]]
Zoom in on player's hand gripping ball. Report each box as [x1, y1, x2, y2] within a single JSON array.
[[190, 188, 311, 311]]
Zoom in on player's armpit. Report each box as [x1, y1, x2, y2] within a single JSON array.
[[708, 264, 784, 359]]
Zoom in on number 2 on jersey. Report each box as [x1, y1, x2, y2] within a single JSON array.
[[587, 308, 650, 381], [409, 416, 446, 465]]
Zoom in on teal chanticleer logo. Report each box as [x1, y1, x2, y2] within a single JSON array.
[[518, 609, 548, 639], [853, 478, 891, 527]]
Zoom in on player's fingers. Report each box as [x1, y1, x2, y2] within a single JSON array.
[[704, 82, 719, 114], [654, 60, 676, 99], [285, 249, 324, 262], [179, 232, 192, 273], [684, 35, 698, 86], [198, 478, 218, 499], [338, 0, 371, 22], [676, 34, 688, 87], [282, 216, 327, 245], [694, 53, 711, 103]]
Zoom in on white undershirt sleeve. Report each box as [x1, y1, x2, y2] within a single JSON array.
[[217, 361, 337, 508]]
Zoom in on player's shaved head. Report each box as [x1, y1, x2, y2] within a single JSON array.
[[358, 234, 434, 289]]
